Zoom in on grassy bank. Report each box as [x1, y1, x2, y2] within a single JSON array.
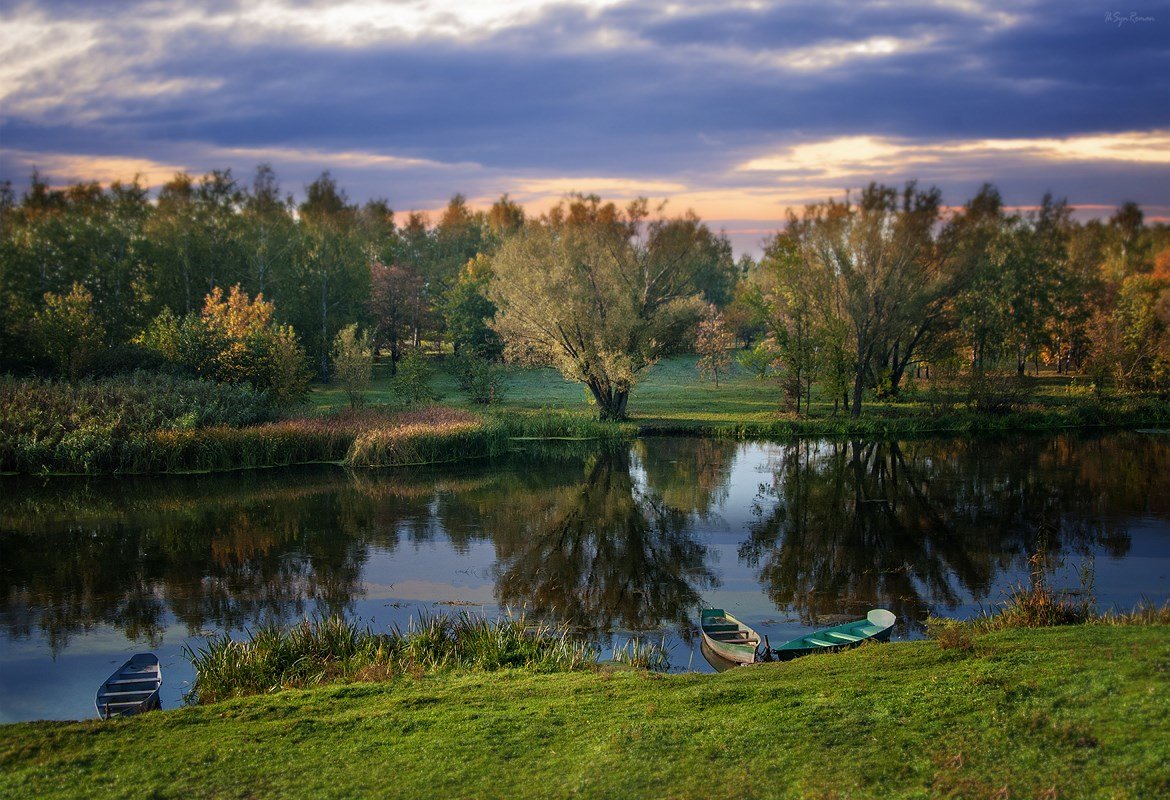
[[4, 358, 1169, 474], [2, 625, 1166, 799]]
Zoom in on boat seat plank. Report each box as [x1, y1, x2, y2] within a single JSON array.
[[827, 631, 863, 642], [807, 637, 835, 647], [99, 690, 155, 698]]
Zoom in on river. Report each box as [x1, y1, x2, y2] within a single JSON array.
[[2, 431, 1168, 721]]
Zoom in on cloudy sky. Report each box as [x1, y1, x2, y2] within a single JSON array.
[[1, 0, 1167, 252]]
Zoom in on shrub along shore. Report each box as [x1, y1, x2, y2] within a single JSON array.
[[3, 364, 1170, 474], [0, 374, 627, 474], [631, 397, 1170, 440], [1, 624, 1166, 799]]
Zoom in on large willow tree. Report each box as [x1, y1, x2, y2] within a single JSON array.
[[489, 195, 721, 420], [789, 182, 946, 417]]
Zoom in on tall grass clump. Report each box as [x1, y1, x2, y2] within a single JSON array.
[[391, 612, 598, 673], [184, 618, 387, 703], [935, 548, 1170, 636], [977, 550, 1093, 630], [184, 613, 599, 704], [924, 617, 976, 651], [346, 407, 506, 467], [610, 637, 672, 672], [1100, 600, 1170, 625]]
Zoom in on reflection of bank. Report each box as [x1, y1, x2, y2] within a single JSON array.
[[740, 436, 1143, 631], [0, 444, 728, 654]]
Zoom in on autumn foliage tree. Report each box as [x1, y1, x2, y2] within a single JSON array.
[[137, 285, 310, 404], [695, 304, 735, 387], [444, 255, 503, 359]]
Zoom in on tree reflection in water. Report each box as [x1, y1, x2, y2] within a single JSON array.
[[0, 446, 722, 651], [490, 447, 718, 632], [0, 470, 380, 652], [740, 434, 1167, 629], [1, 432, 1166, 652], [632, 438, 737, 519]]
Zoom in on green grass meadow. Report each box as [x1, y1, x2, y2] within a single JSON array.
[[2, 625, 1166, 799], [309, 354, 799, 422], [311, 354, 1170, 435]]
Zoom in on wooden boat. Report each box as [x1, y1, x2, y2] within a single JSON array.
[[771, 609, 896, 661], [96, 653, 162, 720], [699, 608, 761, 665]]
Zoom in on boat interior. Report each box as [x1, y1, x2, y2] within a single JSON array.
[[704, 618, 760, 645], [709, 631, 758, 643]]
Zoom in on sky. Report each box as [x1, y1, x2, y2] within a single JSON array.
[[1, 0, 1168, 254]]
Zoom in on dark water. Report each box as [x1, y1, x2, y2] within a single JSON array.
[[2, 432, 1168, 722]]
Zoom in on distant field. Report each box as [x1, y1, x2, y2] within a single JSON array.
[[309, 354, 891, 421], [307, 353, 1133, 429], [5, 357, 1167, 475]]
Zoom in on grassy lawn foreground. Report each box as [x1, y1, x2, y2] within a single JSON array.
[[2, 625, 1167, 799]]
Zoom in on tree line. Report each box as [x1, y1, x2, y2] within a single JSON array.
[[0, 166, 527, 383], [732, 184, 1170, 416], [1, 166, 1167, 419]]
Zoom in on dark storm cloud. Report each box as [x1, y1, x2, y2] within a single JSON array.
[[0, 0, 1166, 229], [623, 0, 972, 50]]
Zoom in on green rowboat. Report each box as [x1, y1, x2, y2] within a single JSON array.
[[699, 608, 761, 665], [771, 609, 896, 661]]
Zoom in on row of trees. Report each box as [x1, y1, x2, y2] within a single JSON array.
[[487, 183, 1169, 418], [0, 168, 739, 389], [729, 184, 1170, 416], [0, 167, 511, 379], [2, 167, 1168, 419]]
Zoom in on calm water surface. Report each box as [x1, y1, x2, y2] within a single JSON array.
[[2, 432, 1168, 722]]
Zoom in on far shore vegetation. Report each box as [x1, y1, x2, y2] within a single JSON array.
[[4, 356, 1170, 474], [2, 169, 1169, 474]]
